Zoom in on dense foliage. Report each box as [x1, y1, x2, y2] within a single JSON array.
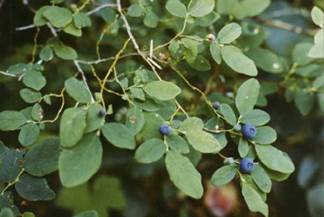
[[0, 0, 323, 217]]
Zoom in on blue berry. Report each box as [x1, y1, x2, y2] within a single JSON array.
[[212, 101, 221, 109], [98, 109, 107, 117], [241, 123, 257, 140], [240, 158, 255, 174], [159, 123, 171, 135]]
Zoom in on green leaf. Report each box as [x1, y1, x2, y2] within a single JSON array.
[[15, 174, 55, 201], [59, 133, 102, 187], [246, 48, 284, 73], [238, 138, 250, 157], [255, 145, 295, 174], [25, 138, 60, 176], [137, 112, 164, 140], [65, 77, 92, 103], [31, 103, 43, 121], [196, 12, 220, 27], [219, 104, 237, 126], [143, 11, 159, 28], [43, 6, 73, 28], [293, 43, 313, 66], [241, 109, 270, 126], [313, 74, 324, 90], [74, 12, 92, 28], [165, 151, 203, 199], [102, 123, 136, 149], [40, 46, 54, 61], [53, 41, 78, 60], [33, 6, 51, 26], [129, 87, 146, 101], [60, 107, 87, 148], [73, 211, 98, 217], [0, 149, 23, 182], [166, 134, 190, 154], [0, 208, 14, 217], [217, 0, 238, 14], [22, 212, 35, 217], [144, 80, 181, 101], [127, 4, 144, 17], [85, 103, 105, 133], [179, 117, 204, 132], [18, 123, 40, 147], [169, 40, 181, 58], [166, 0, 187, 18], [186, 130, 221, 153], [7, 63, 30, 76], [182, 38, 198, 63], [188, 55, 211, 71], [125, 106, 145, 134], [0, 111, 27, 131], [20, 88, 42, 104], [235, 78, 260, 115], [294, 91, 315, 116], [135, 138, 166, 163], [233, 0, 270, 19], [251, 165, 272, 193], [311, 6, 324, 27], [221, 45, 258, 76], [241, 181, 269, 217], [211, 165, 237, 186], [210, 42, 222, 64], [22, 69, 46, 91], [308, 29, 324, 58], [64, 23, 82, 37], [265, 168, 291, 181], [254, 126, 277, 144], [189, 0, 215, 17], [217, 22, 242, 44]]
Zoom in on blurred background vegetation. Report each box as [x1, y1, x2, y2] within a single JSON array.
[[0, 0, 323, 217]]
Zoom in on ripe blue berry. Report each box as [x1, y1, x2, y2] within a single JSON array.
[[241, 123, 257, 140], [240, 158, 255, 174], [98, 109, 107, 117], [159, 123, 171, 135], [212, 101, 221, 110]]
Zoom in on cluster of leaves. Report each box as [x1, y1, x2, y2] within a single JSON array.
[[0, 0, 323, 217]]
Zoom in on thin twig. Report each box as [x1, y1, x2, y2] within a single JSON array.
[[0, 169, 25, 195], [0, 71, 17, 78], [87, 3, 117, 15], [255, 17, 316, 36], [40, 88, 65, 124], [100, 38, 131, 108], [30, 28, 40, 63], [73, 60, 95, 103], [77, 52, 140, 65], [16, 24, 35, 31], [46, 23, 58, 37]]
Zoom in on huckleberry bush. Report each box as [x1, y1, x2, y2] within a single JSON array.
[[0, 0, 323, 217]]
